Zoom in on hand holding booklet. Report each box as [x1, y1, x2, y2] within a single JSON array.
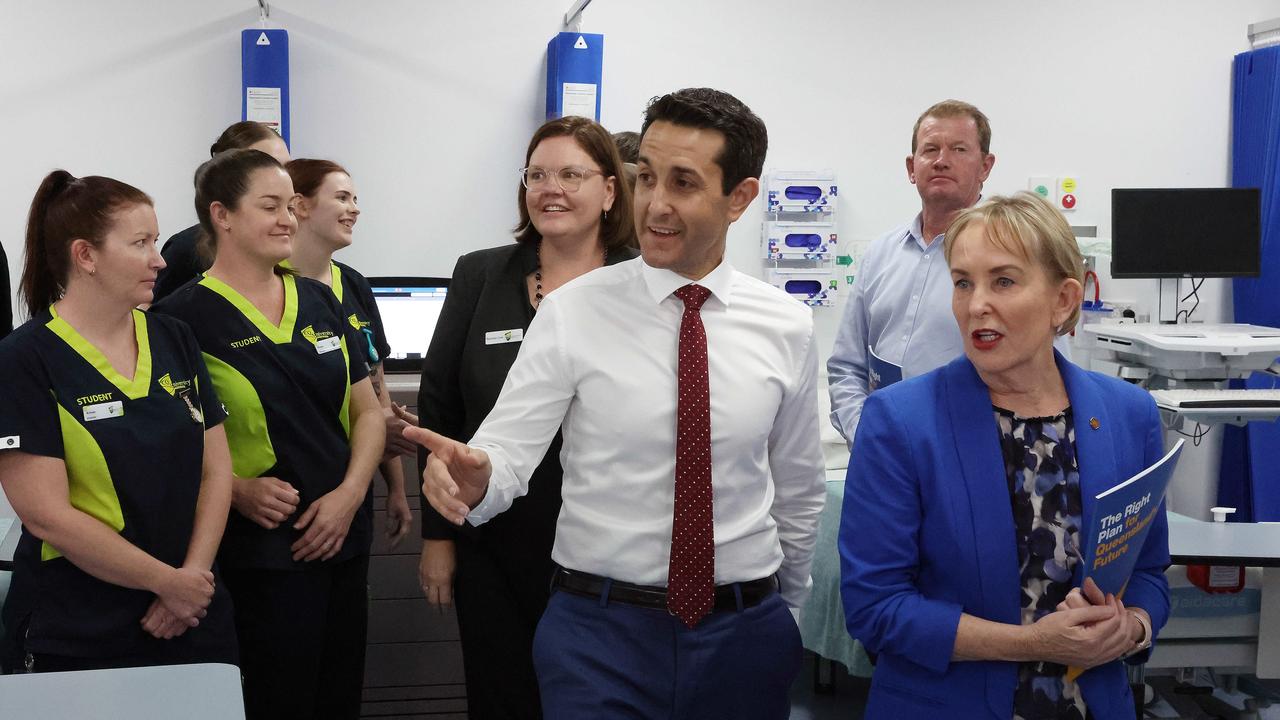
[[1065, 438, 1184, 680], [1079, 438, 1184, 596]]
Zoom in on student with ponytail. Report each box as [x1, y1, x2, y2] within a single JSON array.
[[0, 171, 237, 672], [151, 149, 384, 720]]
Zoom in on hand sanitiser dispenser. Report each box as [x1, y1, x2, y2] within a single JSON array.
[[546, 33, 603, 120], [241, 28, 290, 146]]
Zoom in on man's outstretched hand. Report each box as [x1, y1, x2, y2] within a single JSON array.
[[403, 426, 492, 525]]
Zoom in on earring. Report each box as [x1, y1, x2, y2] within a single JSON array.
[[88, 267, 96, 277], [602, 209, 609, 221]]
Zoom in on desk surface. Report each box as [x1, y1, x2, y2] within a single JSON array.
[[1167, 512, 1280, 567], [385, 373, 420, 396], [0, 662, 244, 719]]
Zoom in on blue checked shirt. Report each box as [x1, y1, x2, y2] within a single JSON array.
[[827, 214, 1070, 449]]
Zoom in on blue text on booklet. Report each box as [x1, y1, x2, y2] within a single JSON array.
[[1080, 439, 1185, 596]]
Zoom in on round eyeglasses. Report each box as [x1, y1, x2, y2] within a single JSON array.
[[519, 165, 604, 192]]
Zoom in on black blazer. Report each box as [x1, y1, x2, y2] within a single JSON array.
[[417, 241, 639, 545], [1, 239, 11, 340]]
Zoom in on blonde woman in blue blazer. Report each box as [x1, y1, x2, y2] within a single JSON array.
[[840, 192, 1169, 720]]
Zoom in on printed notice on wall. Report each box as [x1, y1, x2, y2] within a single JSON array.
[[246, 87, 283, 134], [561, 82, 598, 119]]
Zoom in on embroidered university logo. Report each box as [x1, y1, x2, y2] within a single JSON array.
[[158, 373, 192, 397]]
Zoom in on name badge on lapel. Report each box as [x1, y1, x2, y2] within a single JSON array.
[[314, 336, 342, 354], [83, 401, 124, 422], [485, 328, 524, 345]]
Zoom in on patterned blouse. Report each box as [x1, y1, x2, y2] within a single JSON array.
[[995, 406, 1089, 720]]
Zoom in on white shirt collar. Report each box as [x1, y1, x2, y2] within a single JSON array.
[[640, 257, 735, 307]]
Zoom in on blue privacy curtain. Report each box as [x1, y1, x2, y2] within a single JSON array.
[[1219, 45, 1280, 521]]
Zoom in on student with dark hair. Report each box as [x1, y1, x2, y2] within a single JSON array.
[[152, 121, 290, 302], [410, 88, 824, 719], [0, 171, 237, 672], [285, 158, 411, 549], [151, 149, 384, 720], [408, 115, 636, 719]]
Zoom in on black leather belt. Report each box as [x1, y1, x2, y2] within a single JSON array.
[[551, 567, 778, 612]]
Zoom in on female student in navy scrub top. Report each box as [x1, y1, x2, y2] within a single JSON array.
[[285, 158, 411, 546], [411, 115, 637, 718], [151, 149, 384, 720], [0, 171, 236, 672]]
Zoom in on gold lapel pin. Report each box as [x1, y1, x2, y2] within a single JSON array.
[[1089, 417, 1100, 430]]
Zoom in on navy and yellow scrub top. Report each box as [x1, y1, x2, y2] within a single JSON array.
[[150, 272, 372, 570], [332, 261, 391, 371], [0, 307, 229, 657]]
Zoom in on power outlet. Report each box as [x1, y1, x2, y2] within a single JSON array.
[[1108, 299, 1143, 323]]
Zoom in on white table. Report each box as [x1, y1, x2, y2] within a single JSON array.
[[1156, 513, 1280, 677], [0, 662, 244, 719]]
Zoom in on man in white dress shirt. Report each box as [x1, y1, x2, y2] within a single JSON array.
[[408, 88, 824, 719], [827, 100, 998, 448]]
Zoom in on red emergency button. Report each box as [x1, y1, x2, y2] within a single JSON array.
[[1061, 193, 1077, 209]]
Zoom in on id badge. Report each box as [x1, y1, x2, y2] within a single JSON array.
[[315, 336, 342, 354], [83, 400, 124, 422], [485, 328, 524, 345]]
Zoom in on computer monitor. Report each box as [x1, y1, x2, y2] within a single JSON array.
[[1110, 188, 1261, 278], [367, 276, 450, 373]]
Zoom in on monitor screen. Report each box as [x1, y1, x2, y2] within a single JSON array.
[[368, 276, 450, 373], [1110, 188, 1261, 278]]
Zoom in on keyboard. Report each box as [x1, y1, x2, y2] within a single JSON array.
[[1149, 388, 1280, 409]]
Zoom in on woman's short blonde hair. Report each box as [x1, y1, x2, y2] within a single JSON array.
[[943, 191, 1084, 336]]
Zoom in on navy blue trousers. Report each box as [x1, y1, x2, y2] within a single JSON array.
[[533, 585, 802, 719], [222, 554, 369, 720]]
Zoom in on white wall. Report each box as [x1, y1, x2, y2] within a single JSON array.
[[4, 0, 1278, 515]]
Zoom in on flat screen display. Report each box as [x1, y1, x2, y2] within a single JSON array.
[[368, 277, 450, 373], [1110, 188, 1261, 278]]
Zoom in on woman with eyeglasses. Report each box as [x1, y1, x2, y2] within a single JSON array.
[[285, 159, 412, 550], [409, 116, 637, 719]]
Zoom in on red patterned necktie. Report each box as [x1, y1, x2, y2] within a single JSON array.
[[667, 283, 715, 628]]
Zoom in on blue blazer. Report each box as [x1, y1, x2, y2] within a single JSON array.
[[839, 352, 1170, 719]]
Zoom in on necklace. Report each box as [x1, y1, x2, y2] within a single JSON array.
[[534, 240, 607, 307]]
